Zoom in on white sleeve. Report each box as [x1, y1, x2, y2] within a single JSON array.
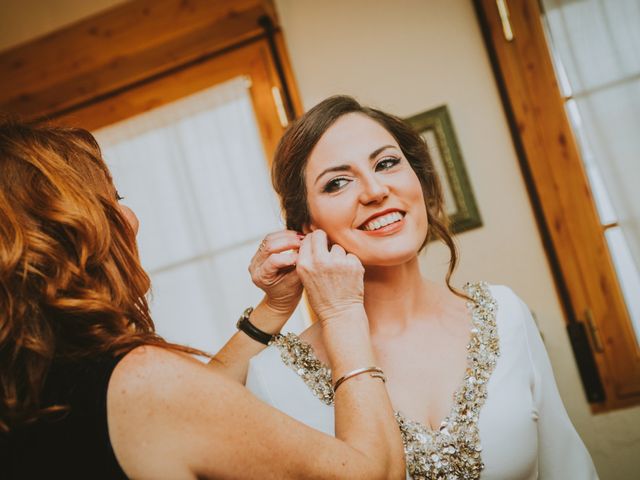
[[517, 296, 599, 479]]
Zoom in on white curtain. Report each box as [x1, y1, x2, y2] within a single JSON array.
[[542, 0, 640, 270], [94, 77, 307, 353]]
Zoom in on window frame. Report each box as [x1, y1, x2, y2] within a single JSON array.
[[56, 40, 293, 160]]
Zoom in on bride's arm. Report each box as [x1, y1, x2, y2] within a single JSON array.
[[209, 230, 303, 384]]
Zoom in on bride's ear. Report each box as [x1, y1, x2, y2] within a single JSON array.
[[301, 223, 316, 234]]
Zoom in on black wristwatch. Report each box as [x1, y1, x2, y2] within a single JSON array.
[[236, 307, 277, 345]]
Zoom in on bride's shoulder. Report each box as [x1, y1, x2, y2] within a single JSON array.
[[481, 283, 526, 310], [298, 321, 329, 364], [473, 283, 536, 338], [298, 319, 323, 345]]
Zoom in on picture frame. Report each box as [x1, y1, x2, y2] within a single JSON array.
[[405, 105, 482, 234]]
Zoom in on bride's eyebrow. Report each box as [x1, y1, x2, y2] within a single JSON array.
[[314, 165, 352, 185], [368, 144, 397, 160], [313, 144, 398, 185]]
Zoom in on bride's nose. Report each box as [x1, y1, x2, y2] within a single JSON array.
[[358, 175, 389, 205]]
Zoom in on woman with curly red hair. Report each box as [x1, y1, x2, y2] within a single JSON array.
[[0, 119, 405, 479]]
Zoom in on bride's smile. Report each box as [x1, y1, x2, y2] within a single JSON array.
[[358, 208, 405, 233]]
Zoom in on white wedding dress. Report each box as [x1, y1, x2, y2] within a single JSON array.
[[246, 283, 598, 479]]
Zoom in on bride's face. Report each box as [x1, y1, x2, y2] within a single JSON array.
[[304, 113, 428, 266]]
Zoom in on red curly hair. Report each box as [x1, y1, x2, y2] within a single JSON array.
[[0, 119, 204, 432]]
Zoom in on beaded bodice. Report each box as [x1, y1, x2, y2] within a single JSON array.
[[270, 282, 499, 480]]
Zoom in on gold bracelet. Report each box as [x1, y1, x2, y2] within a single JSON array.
[[333, 366, 386, 393]]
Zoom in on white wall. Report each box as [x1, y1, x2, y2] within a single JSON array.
[[2, 0, 639, 478]]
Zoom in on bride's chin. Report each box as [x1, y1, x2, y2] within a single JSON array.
[[361, 252, 420, 268]]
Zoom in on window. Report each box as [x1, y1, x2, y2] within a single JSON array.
[[93, 77, 307, 351], [475, 0, 640, 411]]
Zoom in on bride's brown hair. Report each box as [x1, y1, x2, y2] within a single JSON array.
[[272, 95, 463, 297], [0, 119, 205, 432]]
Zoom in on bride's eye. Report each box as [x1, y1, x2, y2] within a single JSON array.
[[375, 156, 401, 171], [323, 177, 350, 193]]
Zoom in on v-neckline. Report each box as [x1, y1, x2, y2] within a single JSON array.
[[395, 294, 476, 433], [273, 283, 496, 436], [284, 308, 472, 434]]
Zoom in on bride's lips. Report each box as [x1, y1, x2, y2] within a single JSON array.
[[357, 208, 406, 235]]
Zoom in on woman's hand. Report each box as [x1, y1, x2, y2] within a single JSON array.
[[212, 231, 303, 383], [295, 230, 365, 323], [249, 230, 304, 315]]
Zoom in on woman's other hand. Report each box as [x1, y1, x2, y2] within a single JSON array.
[[211, 231, 302, 383], [295, 230, 365, 322], [249, 230, 304, 315]]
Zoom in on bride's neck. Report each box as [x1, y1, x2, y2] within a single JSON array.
[[363, 257, 433, 337]]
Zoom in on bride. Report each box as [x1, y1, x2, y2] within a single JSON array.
[[218, 96, 598, 479]]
